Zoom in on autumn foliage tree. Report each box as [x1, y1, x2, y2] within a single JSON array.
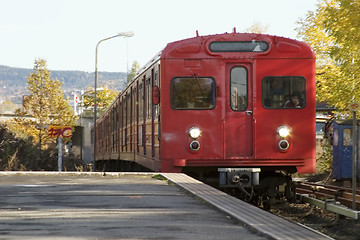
[[81, 86, 118, 117], [297, 0, 360, 115], [244, 21, 269, 34], [127, 61, 141, 84], [9, 59, 77, 149]]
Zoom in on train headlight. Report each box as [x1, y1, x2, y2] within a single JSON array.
[[277, 126, 290, 138], [189, 127, 201, 139]]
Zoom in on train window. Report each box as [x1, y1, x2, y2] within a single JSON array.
[[154, 71, 159, 86], [171, 77, 215, 110], [139, 83, 143, 121], [209, 41, 268, 52], [333, 129, 339, 146], [127, 93, 131, 125], [146, 78, 151, 119], [121, 96, 125, 128], [154, 71, 159, 117], [132, 87, 136, 122], [230, 67, 248, 111], [262, 76, 306, 109], [343, 128, 352, 146]]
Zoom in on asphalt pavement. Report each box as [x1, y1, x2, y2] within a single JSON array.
[[0, 172, 266, 239]]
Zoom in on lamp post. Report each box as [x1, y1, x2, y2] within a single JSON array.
[[93, 31, 134, 171]]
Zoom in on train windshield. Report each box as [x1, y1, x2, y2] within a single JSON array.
[[262, 76, 306, 109], [171, 77, 216, 110]]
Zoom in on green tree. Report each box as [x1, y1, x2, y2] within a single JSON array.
[[81, 86, 118, 117], [297, 0, 360, 114], [127, 61, 141, 84], [9, 59, 77, 148]]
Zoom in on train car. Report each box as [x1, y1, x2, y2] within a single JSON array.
[[93, 29, 316, 205]]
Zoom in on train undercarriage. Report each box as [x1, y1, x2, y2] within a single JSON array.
[[218, 168, 296, 210]]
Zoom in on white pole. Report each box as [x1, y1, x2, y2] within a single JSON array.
[[58, 137, 63, 172]]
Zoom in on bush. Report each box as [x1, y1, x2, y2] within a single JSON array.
[[317, 138, 333, 173], [0, 124, 85, 171]]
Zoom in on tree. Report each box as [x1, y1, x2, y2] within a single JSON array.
[[297, 0, 360, 114], [0, 100, 18, 113], [81, 86, 118, 117], [9, 59, 77, 148], [244, 21, 269, 34], [127, 61, 141, 84]]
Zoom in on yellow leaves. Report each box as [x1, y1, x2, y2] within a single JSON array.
[[12, 59, 77, 148], [82, 86, 118, 116], [297, 0, 360, 115], [244, 21, 269, 34]]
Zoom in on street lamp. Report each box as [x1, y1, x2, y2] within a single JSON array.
[[93, 31, 134, 171]]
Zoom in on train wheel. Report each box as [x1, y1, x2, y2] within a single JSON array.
[[285, 179, 296, 202], [256, 195, 271, 210]]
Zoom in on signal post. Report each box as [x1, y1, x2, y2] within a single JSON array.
[[48, 126, 72, 171]]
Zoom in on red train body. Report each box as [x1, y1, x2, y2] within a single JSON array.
[[93, 31, 316, 203]]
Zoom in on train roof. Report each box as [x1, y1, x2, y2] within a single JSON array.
[[134, 30, 314, 81], [161, 30, 315, 60]]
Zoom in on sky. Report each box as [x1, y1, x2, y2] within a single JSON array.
[[0, 0, 318, 73]]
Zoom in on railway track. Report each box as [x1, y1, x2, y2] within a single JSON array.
[[296, 181, 360, 219], [296, 182, 360, 209]]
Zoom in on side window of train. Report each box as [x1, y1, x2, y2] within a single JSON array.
[[132, 87, 136, 121], [230, 67, 248, 111], [170, 77, 216, 110], [262, 76, 306, 109], [127, 92, 131, 124], [146, 77, 151, 119], [139, 83, 143, 120], [154, 71, 159, 117]]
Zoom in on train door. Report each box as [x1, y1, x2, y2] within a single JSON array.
[[224, 64, 253, 157]]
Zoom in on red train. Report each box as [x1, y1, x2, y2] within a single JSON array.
[[93, 30, 316, 205]]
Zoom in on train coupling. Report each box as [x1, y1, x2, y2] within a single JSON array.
[[218, 168, 261, 188]]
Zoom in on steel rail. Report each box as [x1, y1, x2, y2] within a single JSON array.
[[296, 182, 360, 219]]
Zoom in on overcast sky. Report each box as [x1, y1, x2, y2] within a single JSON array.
[[0, 0, 317, 73]]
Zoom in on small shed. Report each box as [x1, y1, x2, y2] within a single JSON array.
[[332, 120, 360, 180]]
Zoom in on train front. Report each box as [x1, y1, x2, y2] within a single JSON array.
[[159, 31, 316, 204]]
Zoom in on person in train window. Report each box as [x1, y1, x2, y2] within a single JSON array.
[[284, 94, 302, 108]]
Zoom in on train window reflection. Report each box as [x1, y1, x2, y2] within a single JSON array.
[[171, 77, 216, 110], [343, 128, 352, 146], [231, 67, 248, 111], [333, 129, 339, 146], [262, 76, 306, 109]]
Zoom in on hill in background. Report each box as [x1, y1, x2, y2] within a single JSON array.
[[0, 65, 127, 107]]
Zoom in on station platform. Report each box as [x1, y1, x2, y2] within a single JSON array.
[[0, 172, 332, 239]]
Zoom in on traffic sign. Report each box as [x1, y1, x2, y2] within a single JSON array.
[[48, 126, 72, 138], [349, 101, 360, 112]]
